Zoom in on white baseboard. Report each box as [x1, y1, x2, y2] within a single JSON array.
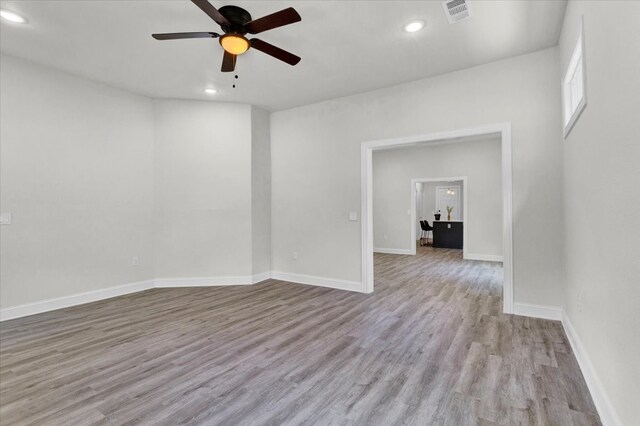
[[373, 247, 413, 255], [0, 271, 361, 321], [251, 271, 272, 284], [465, 253, 504, 262], [271, 271, 364, 293], [513, 302, 562, 321], [0, 280, 155, 322], [562, 311, 622, 426], [154, 273, 266, 288]]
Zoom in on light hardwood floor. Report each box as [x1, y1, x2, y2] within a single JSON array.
[[0, 248, 600, 425]]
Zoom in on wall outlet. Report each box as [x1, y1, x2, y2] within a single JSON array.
[[383, 234, 388, 240], [292, 251, 298, 260], [348, 212, 358, 221], [132, 256, 140, 267]]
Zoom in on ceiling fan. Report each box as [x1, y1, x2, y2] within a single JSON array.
[[152, 0, 301, 72]]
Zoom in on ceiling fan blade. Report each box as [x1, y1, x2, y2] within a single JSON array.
[[191, 0, 229, 27], [221, 51, 237, 72], [152, 32, 219, 40], [244, 7, 301, 34], [250, 39, 301, 66]]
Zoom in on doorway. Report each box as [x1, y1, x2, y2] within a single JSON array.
[[361, 123, 513, 314], [436, 186, 461, 221], [410, 177, 468, 257]]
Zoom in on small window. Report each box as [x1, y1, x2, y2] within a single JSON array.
[[562, 17, 587, 138]]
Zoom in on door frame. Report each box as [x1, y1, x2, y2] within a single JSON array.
[[411, 178, 467, 257], [361, 122, 513, 314]]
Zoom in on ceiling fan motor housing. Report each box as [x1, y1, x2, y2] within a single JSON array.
[[218, 5, 252, 34]]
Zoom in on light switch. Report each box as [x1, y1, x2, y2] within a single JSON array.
[[348, 212, 358, 221], [0, 212, 11, 225]]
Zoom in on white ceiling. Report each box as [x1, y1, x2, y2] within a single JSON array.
[[0, 0, 566, 111]]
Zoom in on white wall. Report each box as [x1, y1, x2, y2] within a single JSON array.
[[372, 138, 501, 257], [1, 56, 271, 310], [251, 106, 272, 275], [153, 100, 253, 278], [559, 2, 640, 424], [271, 47, 564, 306], [0, 54, 155, 308]]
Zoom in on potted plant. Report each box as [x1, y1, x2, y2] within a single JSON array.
[[434, 210, 441, 221], [446, 206, 454, 221]]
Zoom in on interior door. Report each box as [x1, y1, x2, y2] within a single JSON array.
[[436, 186, 460, 220]]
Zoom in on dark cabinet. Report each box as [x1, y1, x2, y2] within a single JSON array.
[[433, 221, 463, 249]]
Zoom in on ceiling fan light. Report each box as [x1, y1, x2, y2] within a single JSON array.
[[220, 34, 250, 55]]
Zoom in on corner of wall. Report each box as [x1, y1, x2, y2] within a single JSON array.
[[250, 106, 272, 275]]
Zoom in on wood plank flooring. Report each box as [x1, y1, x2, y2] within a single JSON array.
[[0, 248, 600, 425]]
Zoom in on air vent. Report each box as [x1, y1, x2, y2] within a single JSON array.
[[442, 0, 472, 24]]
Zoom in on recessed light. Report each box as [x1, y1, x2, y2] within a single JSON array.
[[204, 88, 218, 95], [0, 9, 28, 24], [403, 20, 425, 33]]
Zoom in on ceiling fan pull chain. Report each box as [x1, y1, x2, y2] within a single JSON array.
[[233, 74, 238, 88]]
